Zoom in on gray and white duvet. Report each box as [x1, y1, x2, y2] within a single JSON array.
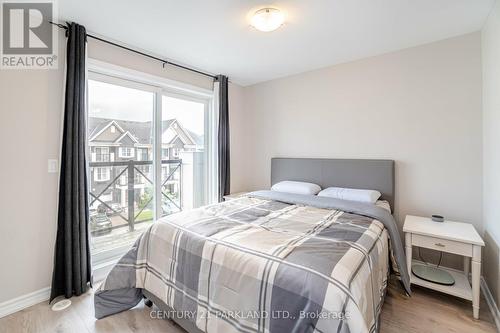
[[94, 191, 410, 333]]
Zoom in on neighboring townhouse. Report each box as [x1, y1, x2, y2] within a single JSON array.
[[87, 117, 204, 218]]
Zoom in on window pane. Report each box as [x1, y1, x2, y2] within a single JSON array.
[[161, 95, 206, 216], [87, 79, 154, 257]]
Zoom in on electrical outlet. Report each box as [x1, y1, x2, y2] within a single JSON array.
[[48, 159, 58, 173]]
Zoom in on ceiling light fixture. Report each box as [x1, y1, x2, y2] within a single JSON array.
[[250, 8, 285, 32]]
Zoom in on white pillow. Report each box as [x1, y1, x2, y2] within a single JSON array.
[[317, 187, 381, 204], [271, 181, 322, 195]]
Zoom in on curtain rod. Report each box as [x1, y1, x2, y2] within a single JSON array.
[[50, 21, 218, 80]]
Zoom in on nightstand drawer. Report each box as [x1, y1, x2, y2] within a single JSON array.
[[412, 234, 473, 257]]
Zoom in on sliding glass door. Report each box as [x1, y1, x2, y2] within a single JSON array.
[[161, 94, 209, 215], [87, 65, 215, 261]]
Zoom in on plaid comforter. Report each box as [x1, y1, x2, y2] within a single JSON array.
[[95, 193, 407, 333]]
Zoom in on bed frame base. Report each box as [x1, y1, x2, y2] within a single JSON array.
[[143, 290, 203, 333]]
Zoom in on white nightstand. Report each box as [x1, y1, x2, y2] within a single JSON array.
[[223, 192, 249, 201], [403, 215, 484, 319]]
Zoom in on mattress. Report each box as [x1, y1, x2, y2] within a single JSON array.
[[94, 191, 409, 333], [375, 200, 391, 213]]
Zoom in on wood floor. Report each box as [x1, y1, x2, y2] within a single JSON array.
[[0, 279, 497, 333]]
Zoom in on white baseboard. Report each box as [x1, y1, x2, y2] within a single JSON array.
[[0, 260, 116, 319], [0, 287, 51, 319], [481, 277, 500, 332]]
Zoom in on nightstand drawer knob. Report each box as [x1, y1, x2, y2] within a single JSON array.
[[435, 243, 446, 247]]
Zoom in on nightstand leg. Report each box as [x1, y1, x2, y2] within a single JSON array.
[[471, 245, 481, 320], [464, 256, 470, 279], [405, 233, 412, 277]]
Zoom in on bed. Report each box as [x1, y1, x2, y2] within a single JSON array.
[[94, 158, 410, 333]]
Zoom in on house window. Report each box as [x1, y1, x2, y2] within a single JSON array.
[[110, 125, 116, 133], [87, 64, 216, 264], [94, 167, 110, 182], [119, 147, 134, 158], [95, 147, 110, 162], [139, 148, 149, 161], [162, 148, 169, 159]]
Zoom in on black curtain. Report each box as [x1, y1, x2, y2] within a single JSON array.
[[50, 22, 91, 302], [217, 75, 230, 201]]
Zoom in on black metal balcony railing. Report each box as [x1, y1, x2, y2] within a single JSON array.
[[88, 159, 182, 236]]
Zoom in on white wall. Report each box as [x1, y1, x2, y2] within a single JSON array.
[[228, 83, 247, 192], [483, 0, 500, 253], [482, 0, 500, 306], [86, 38, 214, 91], [0, 31, 66, 304], [234, 33, 483, 236]]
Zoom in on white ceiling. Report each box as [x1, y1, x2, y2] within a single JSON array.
[[58, 0, 495, 86]]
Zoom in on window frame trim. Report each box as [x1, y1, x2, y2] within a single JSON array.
[[87, 58, 213, 97]]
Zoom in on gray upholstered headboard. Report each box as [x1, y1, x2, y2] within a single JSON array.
[[271, 158, 395, 208]]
